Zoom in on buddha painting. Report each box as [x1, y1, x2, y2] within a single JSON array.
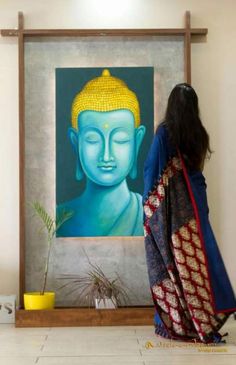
[[56, 68, 149, 237]]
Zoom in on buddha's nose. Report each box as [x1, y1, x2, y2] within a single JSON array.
[[102, 138, 114, 162]]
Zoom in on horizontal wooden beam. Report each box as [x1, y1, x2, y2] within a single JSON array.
[[15, 307, 154, 327], [1, 28, 208, 38]]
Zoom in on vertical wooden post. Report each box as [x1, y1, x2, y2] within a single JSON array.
[[184, 11, 191, 84], [18, 11, 25, 308]]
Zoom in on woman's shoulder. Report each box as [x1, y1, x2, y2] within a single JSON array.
[[155, 121, 167, 136], [151, 121, 168, 146], [154, 120, 177, 156]]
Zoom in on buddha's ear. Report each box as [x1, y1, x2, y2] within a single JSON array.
[[129, 125, 146, 179], [68, 127, 84, 181]]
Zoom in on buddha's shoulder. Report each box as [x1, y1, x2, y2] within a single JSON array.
[[130, 191, 143, 207]]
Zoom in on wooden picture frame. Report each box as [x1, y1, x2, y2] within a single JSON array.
[[1, 11, 208, 327]]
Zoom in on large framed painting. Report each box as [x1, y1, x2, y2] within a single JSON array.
[[1, 12, 208, 323], [56, 67, 154, 237], [23, 34, 185, 306]]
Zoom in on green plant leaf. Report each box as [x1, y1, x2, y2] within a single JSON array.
[[30, 200, 74, 295], [32, 201, 55, 236], [55, 209, 74, 233]]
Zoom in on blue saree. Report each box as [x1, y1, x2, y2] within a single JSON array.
[[143, 123, 236, 343]]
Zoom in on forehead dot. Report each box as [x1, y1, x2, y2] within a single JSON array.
[[103, 123, 109, 129]]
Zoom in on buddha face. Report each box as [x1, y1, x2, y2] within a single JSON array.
[[69, 109, 146, 186]]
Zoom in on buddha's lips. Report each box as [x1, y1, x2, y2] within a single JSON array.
[[98, 164, 117, 170]]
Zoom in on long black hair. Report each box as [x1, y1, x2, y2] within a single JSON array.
[[163, 83, 212, 170]]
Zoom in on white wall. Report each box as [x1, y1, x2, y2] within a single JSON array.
[[0, 0, 235, 301]]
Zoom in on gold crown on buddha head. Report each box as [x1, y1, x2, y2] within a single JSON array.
[[71, 69, 140, 129]]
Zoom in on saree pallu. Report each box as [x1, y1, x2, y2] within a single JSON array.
[[143, 124, 236, 343]]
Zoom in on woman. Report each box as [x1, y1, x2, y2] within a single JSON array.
[[143, 83, 236, 343]]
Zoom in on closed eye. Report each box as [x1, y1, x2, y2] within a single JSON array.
[[112, 130, 131, 144], [85, 139, 100, 144], [113, 139, 131, 144], [85, 133, 101, 143]]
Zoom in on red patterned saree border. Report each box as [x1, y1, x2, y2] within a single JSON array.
[[179, 152, 236, 314], [143, 157, 182, 236]]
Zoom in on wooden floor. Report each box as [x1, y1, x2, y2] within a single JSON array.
[[0, 314, 235, 364]]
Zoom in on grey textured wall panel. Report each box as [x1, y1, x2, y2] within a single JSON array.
[[24, 36, 184, 306]]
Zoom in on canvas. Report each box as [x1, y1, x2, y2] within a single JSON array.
[[56, 67, 154, 237]]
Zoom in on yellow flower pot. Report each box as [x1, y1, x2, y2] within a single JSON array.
[[24, 292, 55, 310]]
